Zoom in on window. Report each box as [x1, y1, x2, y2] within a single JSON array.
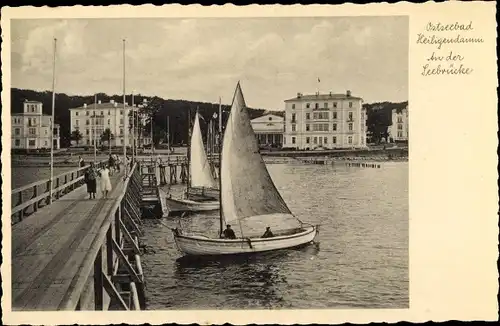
[[14, 128, 20, 135], [31, 106, 35, 112], [312, 124, 329, 132], [291, 114, 296, 122], [349, 102, 353, 108], [332, 123, 337, 131], [306, 103, 310, 108], [120, 128, 124, 135], [45, 130, 48, 135], [324, 137, 328, 144], [292, 104, 296, 109], [86, 111, 89, 116], [291, 137, 296, 144], [108, 110, 111, 115], [313, 137, 317, 144], [100, 111, 104, 116], [332, 136, 337, 144], [75, 120, 79, 126], [29, 128, 36, 135], [397, 116, 403, 123], [398, 131, 403, 137], [398, 124, 403, 130], [86, 119, 90, 125], [28, 118, 32, 126], [313, 112, 329, 119], [315, 103, 319, 109], [29, 140, 36, 147], [348, 136, 353, 144], [86, 129, 90, 135], [348, 112, 353, 120], [108, 119, 111, 125], [324, 102, 328, 108], [306, 113, 310, 120], [87, 139, 90, 145], [332, 112, 337, 119], [306, 124, 310, 131], [306, 137, 310, 144], [76, 111, 79, 116], [333, 102, 337, 108], [15, 139, 20, 147], [348, 123, 353, 131], [283, 137, 286, 145], [120, 110, 124, 115], [291, 124, 296, 132], [44, 141, 48, 147]]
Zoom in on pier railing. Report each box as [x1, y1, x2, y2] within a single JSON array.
[[62, 162, 145, 310], [11, 160, 107, 224]]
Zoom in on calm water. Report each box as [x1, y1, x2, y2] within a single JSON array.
[[11, 167, 77, 189], [141, 162, 408, 309]]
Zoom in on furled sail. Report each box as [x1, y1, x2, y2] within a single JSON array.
[[221, 82, 292, 226], [190, 111, 217, 189]]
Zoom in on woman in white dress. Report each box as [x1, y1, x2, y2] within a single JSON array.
[[100, 164, 113, 198]]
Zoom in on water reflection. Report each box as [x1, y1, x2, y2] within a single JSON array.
[[173, 248, 318, 309]]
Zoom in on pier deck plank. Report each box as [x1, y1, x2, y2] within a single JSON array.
[[11, 170, 128, 311]]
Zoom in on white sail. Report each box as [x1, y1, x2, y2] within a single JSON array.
[[190, 112, 217, 189], [221, 82, 294, 229]]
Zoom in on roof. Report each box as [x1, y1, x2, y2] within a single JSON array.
[[69, 102, 137, 110], [285, 93, 362, 102], [251, 114, 284, 123]]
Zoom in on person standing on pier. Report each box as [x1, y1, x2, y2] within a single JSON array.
[[100, 164, 112, 198], [84, 162, 98, 199], [78, 156, 85, 168], [108, 154, 115, 175]]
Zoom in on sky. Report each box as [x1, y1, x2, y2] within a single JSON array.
[[11, 17, 408, 110]]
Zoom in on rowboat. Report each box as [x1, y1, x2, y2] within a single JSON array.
[[171, 82, 318, 256]]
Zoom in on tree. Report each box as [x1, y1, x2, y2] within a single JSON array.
[[101, 128, 114, 145], [71, 130, 83, 146]]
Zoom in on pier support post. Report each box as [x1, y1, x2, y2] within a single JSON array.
[[94, 248, 104, 310]]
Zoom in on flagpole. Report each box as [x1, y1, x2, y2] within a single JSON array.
[[93, 94, 97, 163], [132, 90, 135, 163], [122, 39, 127, 177], [49, 38, 57, 204]]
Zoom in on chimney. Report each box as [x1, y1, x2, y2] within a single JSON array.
[[98, 100, 102, 104], [329, 91, 332, 97], [346, 90, 351, 97], [297, 92, 301, 98], [83, 103, 87, 108]]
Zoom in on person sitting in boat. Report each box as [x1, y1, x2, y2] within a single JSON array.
[[222, 224, 236, 239], [262, 226, 274, 238]]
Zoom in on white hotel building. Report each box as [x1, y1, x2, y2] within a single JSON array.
[[69, 100, 151, 147], [11, 100, 61, 150], [388, 106, 409, 142], [283, 91, 367, 150]]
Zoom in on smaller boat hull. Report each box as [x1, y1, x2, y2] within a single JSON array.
[[172, 226, 317, 256], [165, 197, 219, 214], [187, 186, 219, 199]]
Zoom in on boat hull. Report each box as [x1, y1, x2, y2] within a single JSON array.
[[165, 197, 219, 213], [187, 186, 219, 199], [172, 226, 317, 256]]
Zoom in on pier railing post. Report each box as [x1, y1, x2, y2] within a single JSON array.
[[94, 248, 104, 310]]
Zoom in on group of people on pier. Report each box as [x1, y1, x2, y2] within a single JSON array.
[[83, 162, 113, 200]]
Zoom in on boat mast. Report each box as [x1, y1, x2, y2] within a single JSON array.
[[49, 38, 57, 204], [218, 97, 223, 237]]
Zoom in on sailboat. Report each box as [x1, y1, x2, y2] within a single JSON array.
[[171, 82, 318, 256], [187, 109, 220, 200], [165, 110, 220, 214]]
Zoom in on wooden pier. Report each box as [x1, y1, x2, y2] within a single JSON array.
[[11, 163, 146, 311], [298, 157, 382, 168]]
